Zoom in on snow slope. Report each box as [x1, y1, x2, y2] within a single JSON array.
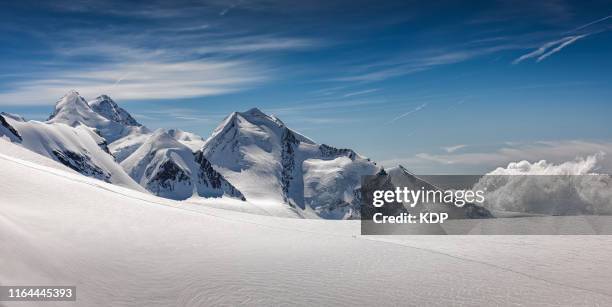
[[0, 115, 144, 191], [202, 108, 381, 219], [1, 140, 612, 306]]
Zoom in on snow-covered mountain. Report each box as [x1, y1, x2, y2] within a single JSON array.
[[202, 108, 381, 219], [89, 94, 142, 127], [0, 112, 144, 191], [2, 90, 484, 220], [48, 90, 148, 143], [1, 90, 241, 201], [121, 129, 243, 200]]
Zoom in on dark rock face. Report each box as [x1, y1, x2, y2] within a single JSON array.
[[194, 151, 223, 189], [51, 150, 111, 182], [280, 129, 299, 198], [194, 151, 245, 200], [146, 159, 191, 194], [319, 144, 356, 160], [0, 114, 22, 142]]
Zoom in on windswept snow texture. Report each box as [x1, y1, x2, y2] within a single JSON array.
[[121, 129, 243, 200], [2, 141, 612, 306], [203, 108, 381, 219]]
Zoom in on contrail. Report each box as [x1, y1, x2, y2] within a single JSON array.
[[571, 14, 611, 32], [389, 102, 428, 124], [112, 72, 130, 88], [536, 34, 587, 62]]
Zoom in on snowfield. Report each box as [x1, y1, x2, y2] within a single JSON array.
[[2, 139, 612, 306]]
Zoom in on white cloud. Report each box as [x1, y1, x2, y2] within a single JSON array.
[[195, 36, 320, 53], [334, 43, 527, 82], [342, 89, 379, 98], [442, 144, 467, 153], [474, 154, 612, 215], [0, 59, 267, 105]]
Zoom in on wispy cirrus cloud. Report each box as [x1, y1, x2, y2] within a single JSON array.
[[442, 144, 467, 153], [0, 59, 267, 105], [332, 42, 530, 82], [0, 9, 320, 106], [342, 88, 379, 97]]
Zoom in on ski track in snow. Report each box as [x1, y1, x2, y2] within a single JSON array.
[[2, 150, 612, 306]]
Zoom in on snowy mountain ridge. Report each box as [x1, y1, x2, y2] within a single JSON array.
[[1, 91, 240, 202], [0, 90, 485, 219]]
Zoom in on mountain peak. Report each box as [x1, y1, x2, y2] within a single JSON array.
[[64, 89, 81, 97], [48, 90, 95, 123], [243, 107, 265, 116], [237, 108, 284, 125], [89, 94, 141, 127], [47, 91, 146, 143]]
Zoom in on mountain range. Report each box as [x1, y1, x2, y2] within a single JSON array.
[[0, 90, 489, 219]]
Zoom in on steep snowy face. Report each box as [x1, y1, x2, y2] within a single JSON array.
[[0, 113, 22, 142], [47, 91, 147, 143], [89, 95, 142, 127], [1, 114, 144, 191], [121, 129, 243, 200], [202, 108, 381, 219]]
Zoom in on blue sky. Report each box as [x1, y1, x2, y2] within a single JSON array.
[[1, 0, 611, 173]]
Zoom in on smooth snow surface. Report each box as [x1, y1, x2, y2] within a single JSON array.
[[2, 142, 612, 306]]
